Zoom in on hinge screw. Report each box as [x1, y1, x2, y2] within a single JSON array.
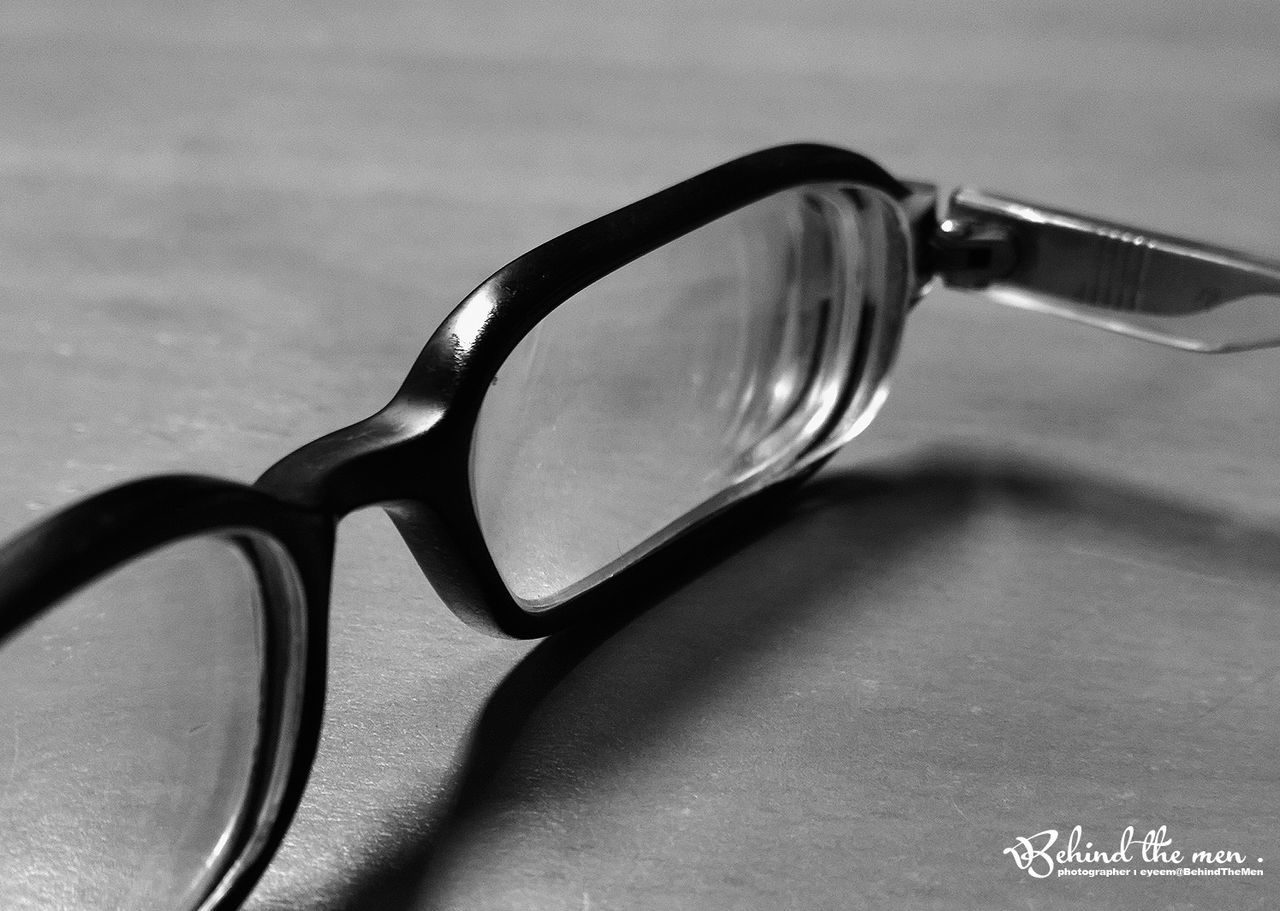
[[931, 218, 1016, 289]]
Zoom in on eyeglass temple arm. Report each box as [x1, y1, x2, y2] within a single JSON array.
[[923, 187, 1280, 353]]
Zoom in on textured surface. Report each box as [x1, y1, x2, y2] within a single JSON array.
[[3, 2, 1280, 909]]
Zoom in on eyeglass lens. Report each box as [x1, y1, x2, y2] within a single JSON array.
[[472, 184, 903, 607], [0, 535, 268, 911]]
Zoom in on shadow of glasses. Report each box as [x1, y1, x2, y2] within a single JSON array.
[[275, 447, 1280, 910]]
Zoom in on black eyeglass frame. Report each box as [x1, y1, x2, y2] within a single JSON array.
[[0, 143, 927, 910], [6, 140, 1280, 909], [252, 142, 927, 640]]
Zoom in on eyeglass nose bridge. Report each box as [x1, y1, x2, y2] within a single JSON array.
[[255, 396, 454, 515], [250, 396, 571, 638], [254, 381, 542, 632]]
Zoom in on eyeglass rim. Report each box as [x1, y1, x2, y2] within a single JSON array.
[[0, 476, 334, 911], [0, 144, 927, 906], [255, 142, 926, 637]]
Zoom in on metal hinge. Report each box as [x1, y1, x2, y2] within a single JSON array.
[[930, 217, 1018, 290]]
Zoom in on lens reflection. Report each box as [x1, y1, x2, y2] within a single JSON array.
[[472, 184, 907, 606], [0, 535, 267, 911]]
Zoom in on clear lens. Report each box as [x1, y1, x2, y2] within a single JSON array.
[[473, 184, 911, 607], [0, 535, 271, 911]]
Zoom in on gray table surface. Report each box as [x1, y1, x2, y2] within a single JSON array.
[[3, 2, 1280, 908]]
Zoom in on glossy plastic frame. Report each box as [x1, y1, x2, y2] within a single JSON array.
[[0, 477, 333, 911], [0, 144, 917, 910], [5, 140, 1280, 909], [253, 143, 919, 639]]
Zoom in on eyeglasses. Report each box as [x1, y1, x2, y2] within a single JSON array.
[[2, 142, 1278, 909]]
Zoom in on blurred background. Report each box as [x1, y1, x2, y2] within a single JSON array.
[[2, 2, 1280, 908]]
